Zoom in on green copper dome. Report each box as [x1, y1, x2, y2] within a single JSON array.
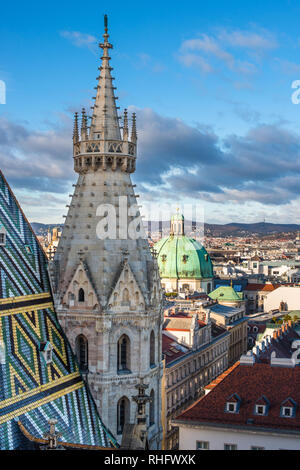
[[154, 235, 213, 280], [209, 285, 244, 302]]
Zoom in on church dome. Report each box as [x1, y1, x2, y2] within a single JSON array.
[[154, 213, 213, 280]]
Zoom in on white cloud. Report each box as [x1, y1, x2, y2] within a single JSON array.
[[60, 30, 97, 52], [178, 27, 277, 78], [218, 29, 277, 50]]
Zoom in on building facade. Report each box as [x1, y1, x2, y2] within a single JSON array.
[[161, 307, 229, 449], [175, 359, 300, 450], [207, 286, 247, 365], [264, 285, 300, 313], [51, 19, 163, 448]]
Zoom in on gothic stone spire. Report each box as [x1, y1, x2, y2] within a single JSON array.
[[73, 15, 137, 175]]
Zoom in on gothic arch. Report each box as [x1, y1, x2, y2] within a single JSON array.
[[150, 330, 155, 367], [117, 334, 131, 372], [78, 288, 85, 302], [122, 288, 129, 303], [75, 334, 88, 372], [149, 389, 155, 426], [117, 396, 130, 434]]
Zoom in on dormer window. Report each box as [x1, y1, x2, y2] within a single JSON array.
[[225, 393, 241, 413], [254, 396, 269, 416], [0, 226, 6, 246], [281, 398, 296, 418], [40, 341, 53, 365]]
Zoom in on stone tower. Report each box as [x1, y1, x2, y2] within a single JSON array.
[[51, 16, 163, 448]]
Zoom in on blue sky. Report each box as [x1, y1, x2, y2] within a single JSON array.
[[1, 0, 300, 224]]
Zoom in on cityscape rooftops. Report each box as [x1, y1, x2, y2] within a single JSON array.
[[244, 282, 281, 292], [174, 361, 300, 433], [209, 303, 244, 318], [162, 334, 190, 365]]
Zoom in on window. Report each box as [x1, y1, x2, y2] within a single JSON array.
[[227, 402, 237, 413], [78, 288, 85, 302], [149, 389, 155, 426], [280, 398, 296, 418], [225, 394, 240, 413], [117, 396, 130, 434], [150, 330, 155, 367], [251, 446, 265, 450], [255, 405, 266, 415], [0, 232, 6, 246], [122, 288, 129, 303], [117, 334, 131, 372], [224, 444, 237, 450], [196, 441, 209, 450], [40, 342, 53, 364], [282, 406, 293, 417], [75, 335, 88, 372]]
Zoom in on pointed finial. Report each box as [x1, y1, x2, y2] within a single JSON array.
[[101, 14, 111, 47], [131, 112, 137, 143], [99, 14, 113, 59], [73, 112, 79, 143], [81, 108, 89, 140], [81, 108, 86, 133], [123, 109, 128, 141]]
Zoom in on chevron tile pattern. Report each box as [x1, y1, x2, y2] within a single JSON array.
[[0, 171, 118, 449]]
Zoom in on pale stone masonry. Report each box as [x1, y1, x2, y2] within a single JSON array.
[[51, 18, 163, 448]]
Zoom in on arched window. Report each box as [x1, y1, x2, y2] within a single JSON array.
[[149, 389, 155, 426], [78, 288, 85, 302], [117, 335, 131, 372], [75, 335, 88, 372], [117, 396, 130, 434], [150, 330, 155, 367], [122, 288, 129, 303]]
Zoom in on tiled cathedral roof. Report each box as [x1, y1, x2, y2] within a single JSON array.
[[0, 170, 118, 449]]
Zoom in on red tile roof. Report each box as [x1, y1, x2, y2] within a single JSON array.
[[245, 283, 280, 292], [175, 362, 300, 432]]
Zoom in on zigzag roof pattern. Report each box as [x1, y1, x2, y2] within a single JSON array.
[[0, 170, 118, 449]]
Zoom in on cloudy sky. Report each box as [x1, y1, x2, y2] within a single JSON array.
[[1, 0, 300, 224]]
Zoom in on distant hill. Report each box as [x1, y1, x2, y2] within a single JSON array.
[[31, 221, 300, 238], [204, 222, 300, 237], [31, 223, 64, 237]]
